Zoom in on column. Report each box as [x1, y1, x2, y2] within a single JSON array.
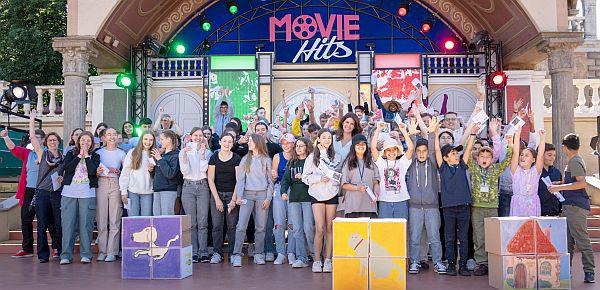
[[583, 0, 597, 39], [52, 37, 97, 146]]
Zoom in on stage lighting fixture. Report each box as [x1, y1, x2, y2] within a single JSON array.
[[421, 19, 433, 33], [175, 43, 186, 54], [227, 1, 238, 15], [398, 3, 409, 17], [255, 43, 265, 52], [141, 36, 166, 56], [487, 71, 507, 89], [467, 30, 491, 52], [444, 39, 456, 50], [201, 39, 212, 53], [201, 16, 212, 31], [116, 73, 134, 88], [1, 81, 37, 106], [365, 42, 376, 51]]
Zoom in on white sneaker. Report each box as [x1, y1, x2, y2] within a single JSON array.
[[467, 258, 476, 271], [59, 259, 71, 265], [81, 257, 91, 264], [247, 244, 255, 257], [288, 253, 296, 265], [434, 262, 447, 274], [265, 252, 275, 262], [231, 255, 242, 267], [292, 259, 309, 268], [322, 258, 333, 272], [312, 260, 323, 273], [274, 253, 286, 265], [210, 253, 222, 264], [409, 262, 420, 274], [254, 253, 266, 265], [104, 255, 117, 262], [96, 254, 106, 261]]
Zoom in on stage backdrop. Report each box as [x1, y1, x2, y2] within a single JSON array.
[[209, 70, 258, 131], [373, 69, 421, 104]]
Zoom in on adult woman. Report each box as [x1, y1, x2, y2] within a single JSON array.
[[151, 130, 181, 215], [334, 113, 361, 161], [58, 131, 100, 265], [302, 129, 342, 273], [28, 110, 63, 263], [95, 128, 126, 262], [208, 133, 241, 264], [230, 134, 273, 267], [179, 127, 212, 263], [153, 107, 183, 136], [119, 132, 155, 216], [64, 128, 83, 154], [271, 133, 295, 265]]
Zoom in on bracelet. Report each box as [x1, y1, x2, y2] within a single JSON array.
[[470, 133, 476, 136]]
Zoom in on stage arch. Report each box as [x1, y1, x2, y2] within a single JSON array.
[[151, 89, 204, 134], [428, 86, 478, 119]]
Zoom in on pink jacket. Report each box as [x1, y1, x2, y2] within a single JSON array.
[[9, 146, 31, 206]]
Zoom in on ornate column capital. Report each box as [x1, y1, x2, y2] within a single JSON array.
[[52, 36, 99, 78], [537, 32, 584, 74]]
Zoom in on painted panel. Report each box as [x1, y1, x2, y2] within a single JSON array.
[[485, 217, 536, 255], [332, 257, 369, 290], [332, 217, 370, 258], [369, 257, 407, 290], [369, 219, 407, 258]]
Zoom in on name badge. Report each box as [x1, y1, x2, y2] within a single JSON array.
[[480, 185, 490, 193]]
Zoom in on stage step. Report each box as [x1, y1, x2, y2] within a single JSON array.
[[589, 227, 600, 238], [0, 239, 98, 254], [9, 230, 98, 241], [591, 205, 600, 216]]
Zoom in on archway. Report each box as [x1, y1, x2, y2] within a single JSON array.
[[273, 87, 350, 124], [428, 86, 478, 119], [151, 89, 203, 134]]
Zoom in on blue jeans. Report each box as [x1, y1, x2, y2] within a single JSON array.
[[234, 190, 269, 256], [264, 202, 275, 254], [153, 191, 177, 216], [60, 196, 96, 261], [181, 180, 211, 257], [409, 207, 443, 264], [498, 192, 512, 217], [128, 192, 153, 216], [443, 204, 471, 266], [288, 202, 315, 262], [379, 201, 408, 219], [273, 183, 289, 255], [35, 189, 62, 260]]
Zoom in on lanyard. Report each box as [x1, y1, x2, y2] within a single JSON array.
[[480, 167, 489, 186], [416, 160, 428, 188], [357, 160, 366, 183]]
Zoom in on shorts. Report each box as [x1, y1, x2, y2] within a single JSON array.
[[311, 195, 339, 205]]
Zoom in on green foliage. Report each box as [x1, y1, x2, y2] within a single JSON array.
[[0, 0, 67, 85]]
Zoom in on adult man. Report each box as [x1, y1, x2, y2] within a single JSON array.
[[213, 88, 234, 136]]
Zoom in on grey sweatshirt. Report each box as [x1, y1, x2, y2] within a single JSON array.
[[235, 154, 274, 200]]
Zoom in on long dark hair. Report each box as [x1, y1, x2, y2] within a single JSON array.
[[335, 112, 361, 141], [231, 117, 243, 136], [122, 121, 137, 139], [346, 141, 374, 170], [94, 122, 108, 137], [313, 129, 335, 167], [289, 137, 313, 168], [68, 128, 84, 146]]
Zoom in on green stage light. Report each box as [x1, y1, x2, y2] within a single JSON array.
[[116, 73, 134, 88], [227, 1, 238, 15], [135, 127, 143, 136], [201, 16, 211, 31], [175, 44, 186, 54]]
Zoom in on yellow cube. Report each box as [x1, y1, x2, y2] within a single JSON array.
[[333, 217, 370, 258], [369, 257, 407, 290], [332, 257, 369, 290], [369, 218, 407, 258]]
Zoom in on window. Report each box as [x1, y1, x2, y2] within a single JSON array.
[[540, 261, 552, 275]]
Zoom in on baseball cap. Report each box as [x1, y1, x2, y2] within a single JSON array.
[[441, 144, 463, 157]]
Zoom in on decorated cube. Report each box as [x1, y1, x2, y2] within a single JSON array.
[[533, 217, 567, 254], [485, 217, 536, 255], [369, 257, 406, 290], [332, 257, 368, 290], [369, 218, 407, 258], [536, 254, 570, 290], [333, 218, 370, 258], [152, 245, 193, 279], [489, 254, 537, 290]]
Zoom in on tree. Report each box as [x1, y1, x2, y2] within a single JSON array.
[[0, 0, 67, 85]]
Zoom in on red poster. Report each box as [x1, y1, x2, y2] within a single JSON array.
[[373, 69, 421, 103], [506, 85, 531, 142]]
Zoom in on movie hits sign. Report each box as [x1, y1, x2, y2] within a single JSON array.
[[269, 14, 360, 63]]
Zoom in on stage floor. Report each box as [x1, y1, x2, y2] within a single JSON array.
[[1, 253, 599, 289]]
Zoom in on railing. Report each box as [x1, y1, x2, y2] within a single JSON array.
[[568, 16, 585, 33], [150, 57, 204, 79], [543, 78, 600, 116], [0, 84, 93, 119], [422, 53, 486, 76]]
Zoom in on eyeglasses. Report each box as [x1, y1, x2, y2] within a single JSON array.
[[295, 144, 306, 148]]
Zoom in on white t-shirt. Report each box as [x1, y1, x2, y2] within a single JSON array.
[[96, 147, 127, 178], [375, 156, 412, 202]]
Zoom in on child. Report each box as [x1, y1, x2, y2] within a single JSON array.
[[538, 143, 562, 216], [151, 130, 181, 216], [509, 128, 546, 217], [271, 133, 295, 265], [119, 132, 155, 216], [548, 134, 595, 283]]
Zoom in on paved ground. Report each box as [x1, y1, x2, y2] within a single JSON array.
[[0, 253, 599, 289]]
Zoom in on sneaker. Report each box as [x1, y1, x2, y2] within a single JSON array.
[[231, 255, 242, 267], [59, 259, 71, 265], [292, 259, 309, 268], [52, 249, 59, 259], [446, 264, 457, 276], [308, 255, 314, 263], [420, 260, 430, 271], [104, 255, 117, 262], [466, 258, 476, 271], [584, 272, 595, 283], [473, 264, 488, 276], [434, 262, 447, 274], [312, 260, 323, 273], [274, 253, 286, 265], [192, 255, 200, 263], [96, 254, 107, 261], [409, 262, 420, 274], [81, 257, 91, 264], [323, 258, 333, 272], [265, 252, 275, 262], [39, 258, 49, 263], [210, 253, 222, 264], [459, 265, 472, 276], [248, 244, 255, 257], [288, 253, 296, 265], [254, 253, 266, 265], [12, 250, 34, 258], [200, 256, 210, 263]]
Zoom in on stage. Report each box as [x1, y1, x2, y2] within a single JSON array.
[[1, 253, 598, 290]]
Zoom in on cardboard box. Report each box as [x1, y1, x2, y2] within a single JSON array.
[[332, 257, 369, 290], [536, 254, 571, 290], [533, 217, 568, 254], [485, 217, 536, 255], [489, 253, 537, 290], [152, 245, 193, 279], [369, 219, 407, 258], [369, 257, 407, 290], [333, 218, 370, 258]]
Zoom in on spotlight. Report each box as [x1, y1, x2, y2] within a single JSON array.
[[1, 81, 37, 106], [116, 73, 134, 88], [365, 42, 376, 51], [444, 39, 456, 50], [201, 39, 212, 53], [175, 43, 186, 54], [227, 1, 238, 15], [467, 30, 491, 52], [255, 43, 265, 52], [487, 71, 507, 89], [421, 19, 433, 33], [200, 16, 211, 31], [141, 36, 166, 56], [398, 3, 409, 17]]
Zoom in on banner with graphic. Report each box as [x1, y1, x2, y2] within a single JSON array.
[[209, 70, 258, 131], [373, 69, 421, 103]]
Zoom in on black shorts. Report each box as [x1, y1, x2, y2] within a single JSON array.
[[310, 195, 339, 205]]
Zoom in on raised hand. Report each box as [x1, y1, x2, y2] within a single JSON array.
[[428, 116, 440, 133], [0, 130, 7, 138], [408, 118, 420, 135], [470, 123, 481, 134], [539, 129, 546, 140], [489, 118, 500, 136], [30, 109, 38, 119]]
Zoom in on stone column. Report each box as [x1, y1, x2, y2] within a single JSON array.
[[583, 0, 597, 39], [539, 35, 583, 169], [52, 37, 97, 146]]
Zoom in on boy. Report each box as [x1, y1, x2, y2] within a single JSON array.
[[433, 117, 478, 276], [548, 133, 595, 283], [538, 143, 562, 216]]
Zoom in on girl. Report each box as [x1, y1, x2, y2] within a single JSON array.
[[341, 134, 381, 218], [153, 107, 183, 136], [95, 128, 126, 262], [119, 132, 155, 216], [121, 121, 136, 143], [179, 127, 212, 263], [151, 130, 181, 216], [281, 137, 315, 268], [510, 128, 546, 217], [58, 131, 101, 264], [94, 122, 108, 147], [208, 133, 241, 264], [230, 134, 273, 267], [271, 133, 295, 265], [28, 110, 63, 263], [302, 129, 342, 273], [64, 128, 83, 154], [371, 122, 414, 219], [202, 125, 220, 151]]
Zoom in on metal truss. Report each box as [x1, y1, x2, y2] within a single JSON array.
[[129, 45, 149, 123], [484, 41, 504, 121]]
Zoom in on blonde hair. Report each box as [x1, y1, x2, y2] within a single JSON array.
[[244, 133, 269, 172]]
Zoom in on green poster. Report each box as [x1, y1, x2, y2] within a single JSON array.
[[209, 70, 258, 131]]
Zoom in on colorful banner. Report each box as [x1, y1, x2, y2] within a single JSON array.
[[209, 70, 258, 131], [373, 69, 421, 103]]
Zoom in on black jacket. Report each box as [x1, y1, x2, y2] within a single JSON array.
[[60, 149, 101, 188], [151, 150, 181, 192]]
